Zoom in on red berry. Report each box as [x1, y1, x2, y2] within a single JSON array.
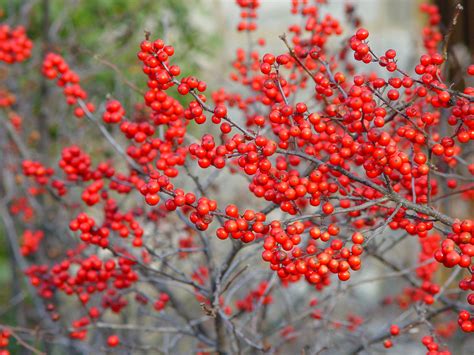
[[107, 335, 120, 347]]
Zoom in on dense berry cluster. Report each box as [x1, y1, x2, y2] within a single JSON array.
[[102, 100, 125, 124], [0, 24, 32, 63], [25, 249, 141, 340]]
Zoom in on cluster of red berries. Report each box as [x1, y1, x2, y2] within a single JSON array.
[[449, 220, 474, 332], [448, 97, 474, 142], [349, 28, 373, 64], [102, 100, 125, 124], [292, 3, 344, 50], [42, 53, 95, 118], [420, 335, 450, 355], [434, 239, 472, 269], [69, 201, 144, 248], [120, 120, 155, 144], [262, 222, 364, 288], [139, 174, 167, 206], [81, 179, 104, 206], [186, 196, 218, 231], [103, 199, 145, 247], [457, 309, 473, 333], [178, 76, 207, 96], [250, 164, 336, 215], [0, 24, 33, 63], [178, 231, 195, 258], [192, 266, 209, 288], [236, 0, 260, 32], [235, 281, 272, 312], [154, 292, 170, 311], [147, 92, 183, 126], [349, 28, 397, 72], [22, 160, 54, 185], [137, 38, 175, 89], [387, 208, 436, 237], [396, 281, 441, 308], [189, 134, 227, 169], [69, 317, 90, 340], [415, 53, 444, 80], [0, 88, 15, 107], [58, 145, 92, 181], [0, 328, 10, 355], [216, 205, 266, 243], [69, 213, 109, 247], [26, 249, 140, 340], [130, 38, 195, 175], [9, 197, 34, 222], [419, 3, 443, 54], [230, 47, 258, 81], [20, 230, 44, 256], [183, 97, 211, 126]]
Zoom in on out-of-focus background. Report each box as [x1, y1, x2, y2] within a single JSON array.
[[1, 0, 473, 353]]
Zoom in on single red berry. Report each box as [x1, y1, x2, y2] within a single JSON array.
[[107, 335, 120, 347]]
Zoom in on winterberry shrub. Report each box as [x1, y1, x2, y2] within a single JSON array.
[[0, 1, 473, 354]]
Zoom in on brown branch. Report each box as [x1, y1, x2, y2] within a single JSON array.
[[220, 265, 249, 295], [349, 305, 452, 354], [276, 149, 456, 226], [442, 3, 463, 62], [279, 33, 348, 100], [283, 197, 389, 225], [7, 329, 46, 355], [432, 185, 474, 203], [77, 99, 143, 172]]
